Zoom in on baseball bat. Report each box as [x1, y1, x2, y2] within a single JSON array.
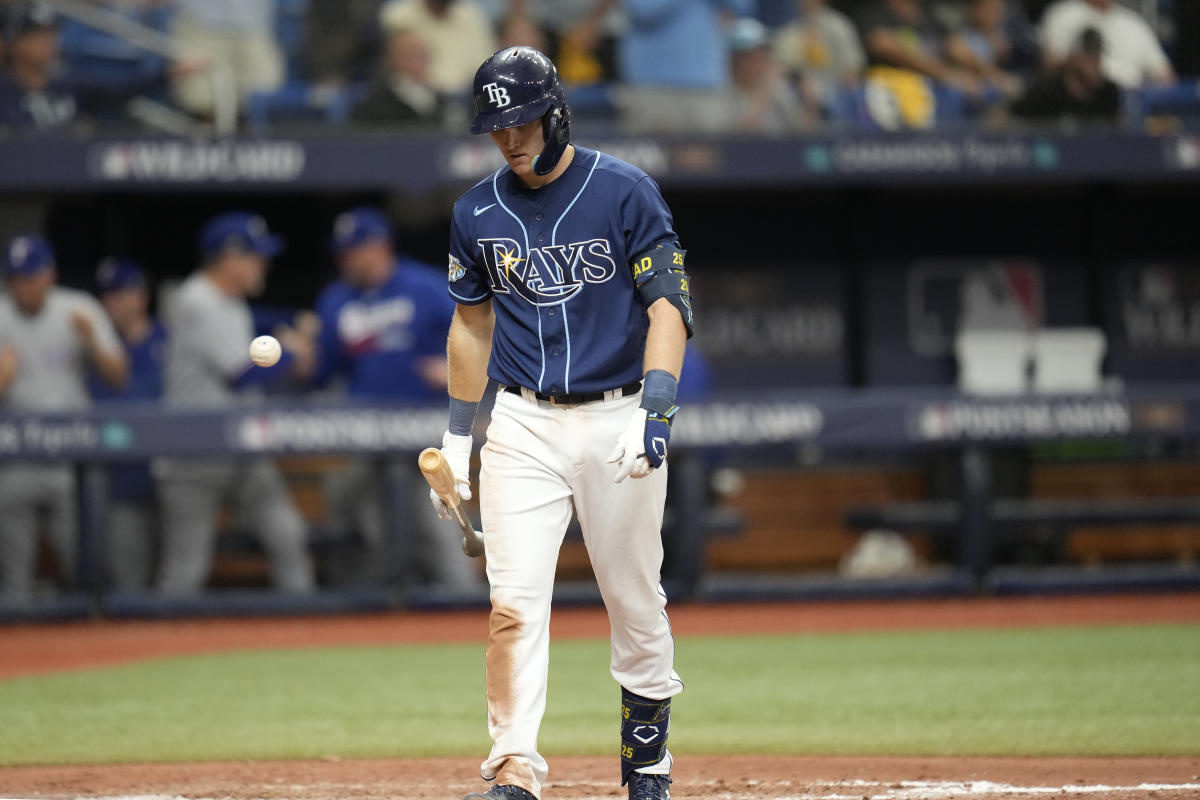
[[418, 447, 485, 558]]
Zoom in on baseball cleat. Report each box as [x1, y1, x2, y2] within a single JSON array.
[[462, 785, 537, 800], [628, 773, 671, 800]]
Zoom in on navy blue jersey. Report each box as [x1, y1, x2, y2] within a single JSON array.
[[89, 319, 166, 502], [90, 319, 167, 404], [314, 258, 453, 402], [448, 146, 679, 395]]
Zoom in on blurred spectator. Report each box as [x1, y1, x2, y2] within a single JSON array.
[[0, 234, 128, 605], [1011, 26, 1120, 122], [855, 0, 982, 97], [312, 208, 477, 590], [954, 0, 1040, 77], [505, 0, 621, 85], [379, 0, 496, 96], [172, 0, 284, 115], [728, 17, 806, 133], [156, 212, 314, 596], [0, 2, 187, 131], [498, 13, 549, 54], [57, 0, 171, 89], [944, 0, 1025, 98], [350, 27, 444, 127], [301, 0, 381, 90], [89, 258, 166, 591], [617, 0, 755, 134], [1039, 0, 1174, 89], [772, 0, 866, 117]]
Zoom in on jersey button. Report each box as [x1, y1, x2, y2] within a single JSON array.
[[537, 234, 544, 242], [552, 348, 560, 357], [535, 213, 544, 221], [550, 384, 560, 392], [547, 309, 556, 317]]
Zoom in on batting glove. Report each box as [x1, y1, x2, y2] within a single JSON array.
[[607, 404, 679, 483], [430, 431, 473, 520]]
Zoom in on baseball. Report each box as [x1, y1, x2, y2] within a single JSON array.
[[249, 335, 282, 367]]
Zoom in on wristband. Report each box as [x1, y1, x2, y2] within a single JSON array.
[[640, 369, 678, 416], [448, 397, 479, 436]]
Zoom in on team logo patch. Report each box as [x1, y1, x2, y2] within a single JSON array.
[[448, 254, 467, 282]]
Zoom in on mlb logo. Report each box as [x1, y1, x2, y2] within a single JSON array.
[[907, 260, 1044, 357]]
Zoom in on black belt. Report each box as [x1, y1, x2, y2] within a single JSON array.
[[503, 380, 641, 405]]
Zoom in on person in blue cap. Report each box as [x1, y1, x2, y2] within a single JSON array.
[[313, 206, 477, 590], [0, 233, 128, 605], [155, 211, 315, 596], [89, 258, 167, 591]]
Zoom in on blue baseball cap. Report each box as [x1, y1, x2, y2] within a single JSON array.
[[95, 257, 146, 292], [198, 212, 283, 260], [4, 234, 55, 276], [2, 2, 58, 42], [330, 207, 392, 253]]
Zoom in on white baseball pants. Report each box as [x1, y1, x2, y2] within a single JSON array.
[[478, 389, 684, 798]]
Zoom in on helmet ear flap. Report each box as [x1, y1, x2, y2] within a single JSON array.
[[534, 103, 571, 176]]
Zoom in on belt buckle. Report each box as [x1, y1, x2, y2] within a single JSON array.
[[549, 394, 562, 406]]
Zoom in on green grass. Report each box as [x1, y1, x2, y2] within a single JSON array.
[[0, 623, 1197, 765]]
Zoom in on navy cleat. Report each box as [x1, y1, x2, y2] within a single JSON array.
[[628, 773, 671, 800], [462, 786, 537, 800]]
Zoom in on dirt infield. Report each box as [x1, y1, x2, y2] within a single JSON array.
[[2, 593, 1198, 799], [2, 755, 1199, 800]]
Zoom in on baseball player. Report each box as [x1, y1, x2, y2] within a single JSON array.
[[433, 47, 693, 800], [155, 212, 314, 596], [313, 207, 476, 590], [0, 234, 128, 605], [89, 258, 167, 590]]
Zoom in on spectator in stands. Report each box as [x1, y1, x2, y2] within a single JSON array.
[[156, 212, 315, 596], [301, 0, 381, 91], [378, 0, 496, 96], [171, 0, 284, 116], [89, 258, 166, 591], [1039, 0, 1174, 89], [350, 27, 444, 127], [1011, 26, 1120, 122], [617, 0, 755, 134], [498, 13, 549, 55], [944, 0, 1027, 99], [954, 0, 1040, 78], [772, 0, 866, 118], [0, 234, 128, 606], [728, 17, 806, 133], [854, 0, 983, 97], [502, 0, 622, 85], [0, 2, 195, 131], [57, 0, 171, 92], [311, 208, 477, 590]]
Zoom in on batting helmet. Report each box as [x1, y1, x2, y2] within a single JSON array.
[[471, 46, 571, 177]]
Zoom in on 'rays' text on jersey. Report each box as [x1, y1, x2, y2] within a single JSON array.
[[476, 237, 617, 306]]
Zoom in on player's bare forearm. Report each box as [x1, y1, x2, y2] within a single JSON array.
[[0, 345, 17, 394], [643, 297, 687, 381], [447, 301, 495, 402], [90, 343, 129, 390]]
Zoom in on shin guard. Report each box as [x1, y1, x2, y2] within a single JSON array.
[[620, 687, 670, 785]]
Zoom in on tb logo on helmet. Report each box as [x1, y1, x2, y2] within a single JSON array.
[[482, 82, 511, 108]]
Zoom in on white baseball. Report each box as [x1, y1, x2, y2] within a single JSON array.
[[249, 335, 282, 367]]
